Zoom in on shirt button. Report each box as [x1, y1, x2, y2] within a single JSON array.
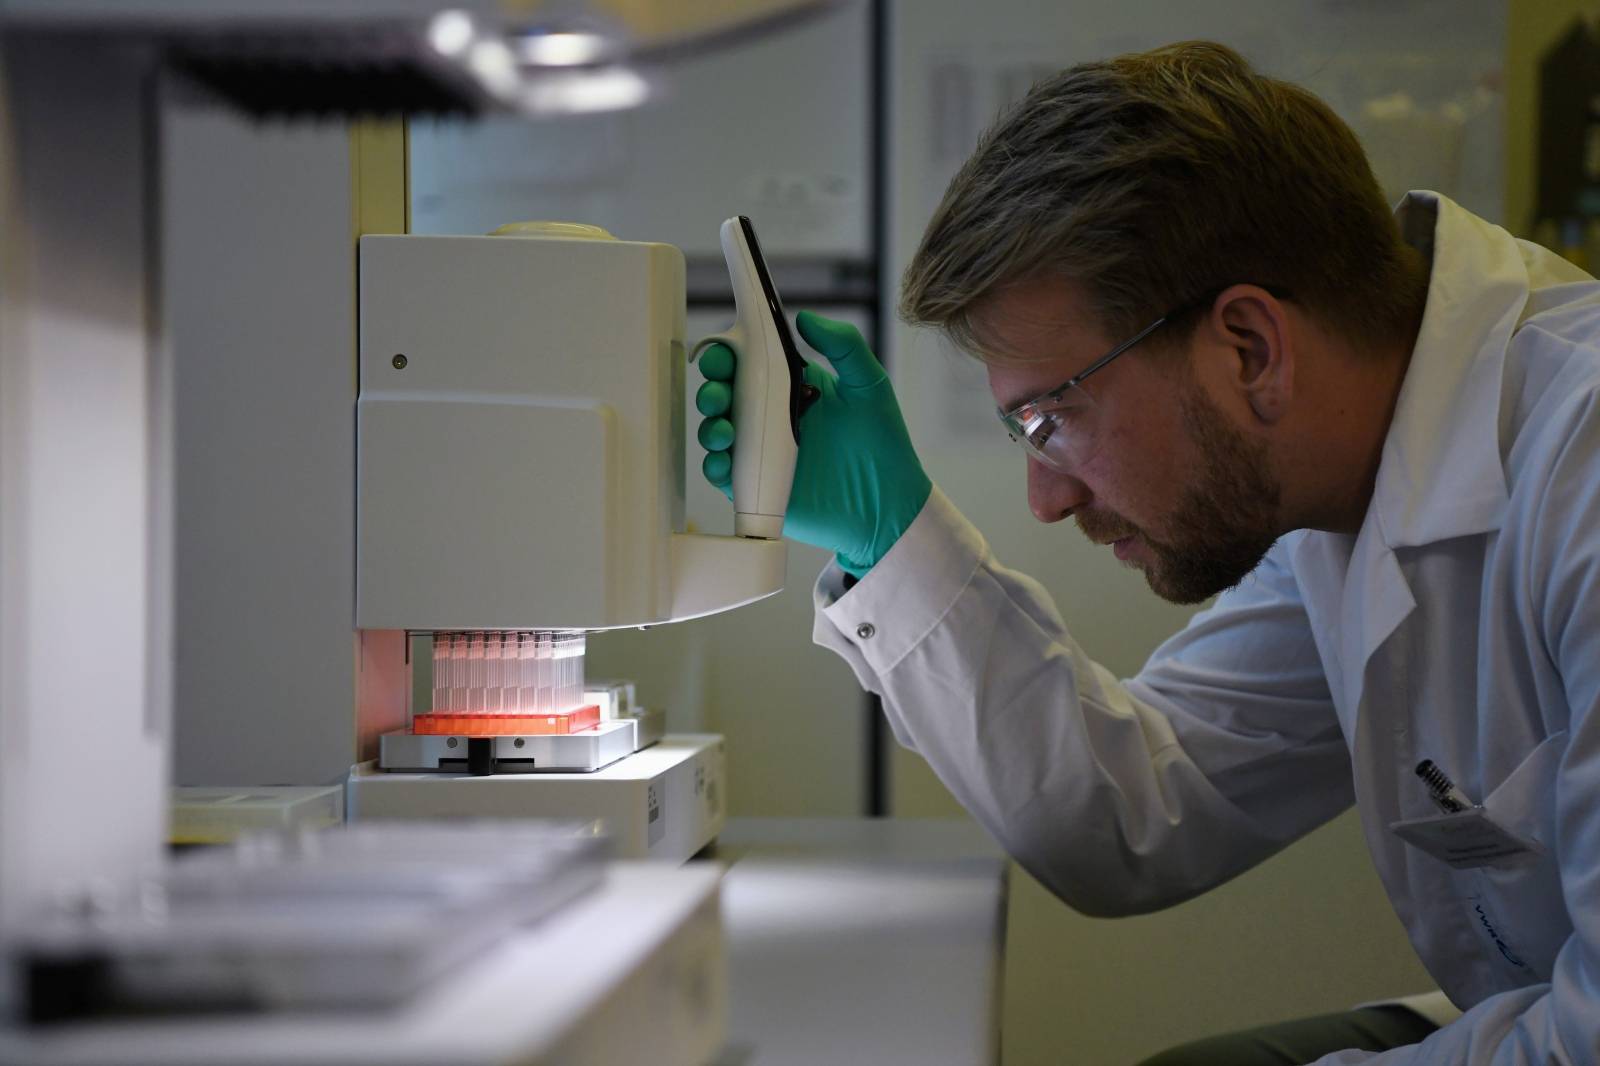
[[856, 622, 876, 640]]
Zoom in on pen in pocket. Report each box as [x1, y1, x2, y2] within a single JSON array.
[[1415, 759, 1477, 814]]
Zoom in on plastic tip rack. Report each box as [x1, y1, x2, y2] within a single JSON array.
[[426, 630, 588, 727]]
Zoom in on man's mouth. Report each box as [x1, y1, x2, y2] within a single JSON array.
[[1077, 512, 1140, 557]]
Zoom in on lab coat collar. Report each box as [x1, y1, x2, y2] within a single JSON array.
[[1368, 191, 1521, 551], [1289, 193, 1524, 729]]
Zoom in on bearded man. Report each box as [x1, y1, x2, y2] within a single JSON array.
[[696, 41, 1600, 1064]]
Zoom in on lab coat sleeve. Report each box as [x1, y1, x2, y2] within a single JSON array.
[[813, 485, 1353, 916]]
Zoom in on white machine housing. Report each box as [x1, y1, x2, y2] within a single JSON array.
[[358, 230, 785, 631], [351, 735, 725, 862]]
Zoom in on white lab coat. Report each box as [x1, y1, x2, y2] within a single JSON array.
[[814, 192, 1600, 1063]]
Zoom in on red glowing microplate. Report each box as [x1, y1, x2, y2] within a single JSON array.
[[411, 704, 601, 737]]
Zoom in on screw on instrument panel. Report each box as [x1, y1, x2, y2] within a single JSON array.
[[392, 354, 408, 369]]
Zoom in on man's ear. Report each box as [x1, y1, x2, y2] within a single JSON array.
[[1206, 284, 1293, 425]]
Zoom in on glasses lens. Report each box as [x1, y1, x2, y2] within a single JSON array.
[[1003, 383, 1096, 471]]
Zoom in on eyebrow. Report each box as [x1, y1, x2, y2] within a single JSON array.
[[971, 319, 1074, 413], [996, 371, 1078, 415], [984, 332, 1109, 414], [986, 348, 1081, 414], [996, 386, 1039, 413]]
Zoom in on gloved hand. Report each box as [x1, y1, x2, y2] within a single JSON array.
[[695, 310, 931, 579]]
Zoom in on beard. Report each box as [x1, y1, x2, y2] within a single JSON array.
[[1076, 385, 1281, 605]]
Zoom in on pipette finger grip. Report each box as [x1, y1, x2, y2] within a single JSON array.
[[690, 216, 812, 539]]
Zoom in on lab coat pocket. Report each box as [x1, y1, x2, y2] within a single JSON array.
[[1476, 731, 1569, 982], [1387, 737, 1563, 873]]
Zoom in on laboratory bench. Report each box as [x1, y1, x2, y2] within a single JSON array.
[[0, 818, 1007, 1066]]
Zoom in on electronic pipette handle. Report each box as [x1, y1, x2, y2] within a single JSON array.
[[691, 216, 817, 539]]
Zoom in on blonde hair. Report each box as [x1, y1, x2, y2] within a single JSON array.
[[900, 41, 1427, 361]]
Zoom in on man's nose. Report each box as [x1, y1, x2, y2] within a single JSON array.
[[1027, 456, 1090, 523]]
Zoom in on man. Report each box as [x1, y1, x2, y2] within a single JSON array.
[[696, 41, 1600, 1063]]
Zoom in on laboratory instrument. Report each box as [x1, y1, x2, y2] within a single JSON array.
[[0, 5, 808, 1057], [347, 220, 797, 860]]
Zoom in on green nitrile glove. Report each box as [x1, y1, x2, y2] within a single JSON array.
[[695, 310, 932, 579]]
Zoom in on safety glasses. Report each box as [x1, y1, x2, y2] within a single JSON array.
[[997, 285, 1289, 471]]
